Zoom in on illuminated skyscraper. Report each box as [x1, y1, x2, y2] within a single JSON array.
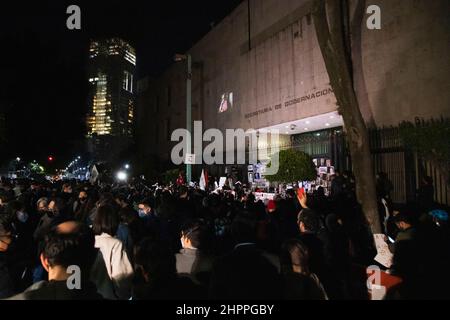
[[86, 38, 136, 161]]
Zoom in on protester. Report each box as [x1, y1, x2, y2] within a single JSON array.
[[417, 176, 435, 212], [209, 212, 282, 300], [0, 173, 449, 300], [91, 205, 134, 300], [132, 238, 203, 300], [73, 190, 89, 218], [176, 219, 214, 286], [7, 221, 102, 300], [281, 238, 328, 300]]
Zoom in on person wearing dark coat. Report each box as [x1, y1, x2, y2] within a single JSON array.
[[209, 213, 282, 300], [176, 220, 214, 286], [7, 221, 102, 300], [417, 176, 435, 212], [132, 238, 204, 300]]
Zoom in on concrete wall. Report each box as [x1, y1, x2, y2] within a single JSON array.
[[357, 0, 450, 126], [188, 0, 336, 134]]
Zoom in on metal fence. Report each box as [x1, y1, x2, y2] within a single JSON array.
[[369, 126, 449, 206], [288, 126, 449, 206], [420, 158, 450, 206]]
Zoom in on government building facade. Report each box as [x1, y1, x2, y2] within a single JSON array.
[[136, 0, 450, 205]]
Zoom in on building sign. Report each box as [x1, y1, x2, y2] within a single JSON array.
[[245, 87, 334, 119], [185, 153, 196, 165]]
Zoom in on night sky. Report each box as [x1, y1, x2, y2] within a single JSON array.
[[0, 0, 242, 168]]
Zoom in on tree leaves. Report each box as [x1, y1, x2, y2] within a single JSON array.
[[266, 149, 317, 183], [400, 119, 450, 183]]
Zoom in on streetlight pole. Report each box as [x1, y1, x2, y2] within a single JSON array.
[[175, 53, 193, 184], [186, 54, 192, 184]]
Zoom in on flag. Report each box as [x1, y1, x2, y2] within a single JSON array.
[[89, 165, 99, 184], [199, 169, 208, 191]]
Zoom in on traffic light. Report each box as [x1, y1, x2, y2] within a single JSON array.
[[48, 156, 54, 162]]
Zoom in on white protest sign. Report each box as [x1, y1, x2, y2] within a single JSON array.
[[219, 177, 227, 187], [254, 192, 276, 202], [373, 234, 393, 268]]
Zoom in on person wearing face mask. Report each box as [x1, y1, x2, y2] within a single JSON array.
[[6, 200, 35, 291], [60, 184, 75, 217], [73, 190, 89, 218], [31, 197, 50, 284], [7, 201, 31, 233], [137, 198, 169, 242], [137, 199, 153, 219], [33, 198, 65, 242]]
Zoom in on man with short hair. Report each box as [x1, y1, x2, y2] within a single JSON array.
[[176, 220, 214, 285], [388, 212, 416, 254], [137, 198, 154, 219], [394, 213, 415, 240], [296, 208, 336, 298], [209, 212, 282, 299], [132, 238, 202, 300], [138, 198, 163, 239], [7, 221, 102, 300]]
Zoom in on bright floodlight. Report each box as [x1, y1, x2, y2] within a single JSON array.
[[16, 157, 21, 161], [117, 171, 127, 181], [124, 164, 130, 169]]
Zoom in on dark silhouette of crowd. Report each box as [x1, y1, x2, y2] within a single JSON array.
[[0, 174, 449, 300]]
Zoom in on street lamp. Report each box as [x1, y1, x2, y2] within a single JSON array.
[[174, 53, 192, 183], [116, 171, 127, 181], [124, 164, 130, 170]]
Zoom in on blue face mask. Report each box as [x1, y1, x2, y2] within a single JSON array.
[[17, 211, 29, 223], [138, 209, 147, 218]]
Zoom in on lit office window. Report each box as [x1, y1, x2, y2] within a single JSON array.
[[88, 73, 112, 136], [124, 50, 136, 65], [123, 71, 133, 93]]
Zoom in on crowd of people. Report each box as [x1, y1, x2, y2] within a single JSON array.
[[0, 173, 449, 300]]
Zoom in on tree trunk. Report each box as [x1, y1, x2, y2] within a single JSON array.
[[312, 0, 381, 233]]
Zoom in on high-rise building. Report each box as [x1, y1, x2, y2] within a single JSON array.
[[86, 38, 136, 162]]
